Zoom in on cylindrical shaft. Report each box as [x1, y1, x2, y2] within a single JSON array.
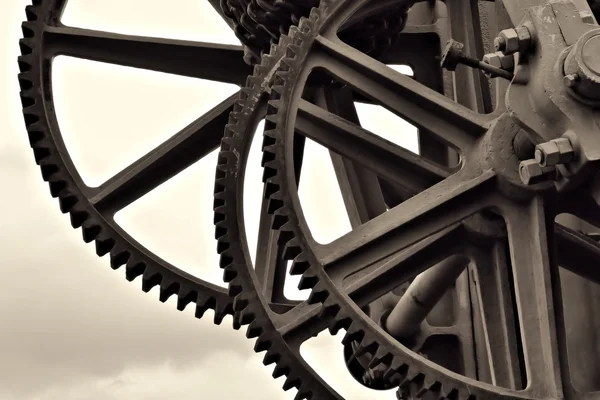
[[384, 255, 469, 339]]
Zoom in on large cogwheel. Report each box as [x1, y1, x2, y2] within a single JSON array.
[[221, 0, 409, 64], [17, 0, 255, 324], [217, 0, 600, 399]]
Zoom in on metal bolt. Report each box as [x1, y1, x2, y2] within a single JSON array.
[[442, 40, 514, 80], [495, 26, 532, 55], [494, 36, 506, 52], [483, 51, 515, 70], [519, 159, 557, 185], [483, 53, 502, 69], [534, 138, 575, 167]]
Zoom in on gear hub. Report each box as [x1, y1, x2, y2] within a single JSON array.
[[564, 28, 600, 100]]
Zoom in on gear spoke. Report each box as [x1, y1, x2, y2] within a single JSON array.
[[296, 99, 449, 193], [89, 93, 236, 214], [343, 224, 467, 307], [500, 196, 564, 398], [43, 26, 250, 85], [274, 301, 328, 344], [311, 34, 490, 152], [317, 167, 497, 269], [469, 242, 524, 390], [314, 87, 389, 225]]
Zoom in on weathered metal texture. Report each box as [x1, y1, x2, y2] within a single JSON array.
[[18, 0, 600, 399], [211, 0, 600, 398], [17, 0, 251, 326]]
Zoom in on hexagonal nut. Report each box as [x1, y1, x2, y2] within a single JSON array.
[[515, 26, 532, 52], [483, 53, 502, 69], [535, 141, 562, 167], [553, 137, 575, 163], [535, 138, 575, 167], [497, 29, 520, 54], [519, 160, 556, 185], [497, 52, 515, 70]]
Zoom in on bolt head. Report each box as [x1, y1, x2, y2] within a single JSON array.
[[441, 39, 465, 71], [483, 53, 502, 69], [536, 142, 561, 167], [534, 148, 545, 164], [534, 138, 575, 167], [497, 52, 515, 70], [498, 29, 520, 55], [519, 159, 556, 185], [494, 36, 506, 52]]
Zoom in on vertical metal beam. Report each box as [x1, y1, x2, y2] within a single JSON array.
[[314, 87, 388, 227]]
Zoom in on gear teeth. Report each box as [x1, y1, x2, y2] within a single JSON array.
[[141, 268, 162, 293], [282, 373, 301, 391], [289, 257, 309, 275], [125, 260, 146, 282], [158, 280, 180, 303], [233, 294, 250, 311], [307, 281, 329, 304], [298, 271, 318, 290], [222, 266, 237, 282], [385, 361, 409, 383], [69, 209, 88, 228], [58, 194, 78, 213], [272, 362, 290, 379], [368, 348, 393, 369], [263, 348, 281, 366], [329, 311, 352, 335], [176, 288, 197, 311], [341, 322, 365, 346], [293, 389, 311, 400], [238, 308, 255, 326], [210, 2, 483, 398], [246, 319, 263, 339], [214, 299, 233, 325], [282, 237, 302, 260], [355, 337, 378, 358], [255, 335, 273, 353], [81, 223, 101, 243], [227, 277, 244, 297], [194, 296, 215, 319], [320, 300, 341, 320], [109, 247, 131, 270]]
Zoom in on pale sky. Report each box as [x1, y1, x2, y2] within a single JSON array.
[[1, 2, 417, 399]]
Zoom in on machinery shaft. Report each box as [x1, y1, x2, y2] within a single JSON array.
[[384, 255, 469, 339]]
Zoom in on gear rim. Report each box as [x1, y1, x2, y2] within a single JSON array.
[[18, 0, 238, 326], [242, 0, 600, 398]]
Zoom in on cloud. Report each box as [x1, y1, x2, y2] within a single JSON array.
[[9, 352, 284, 400]]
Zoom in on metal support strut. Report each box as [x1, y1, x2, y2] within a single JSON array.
[[384, 255, 470, 339]]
